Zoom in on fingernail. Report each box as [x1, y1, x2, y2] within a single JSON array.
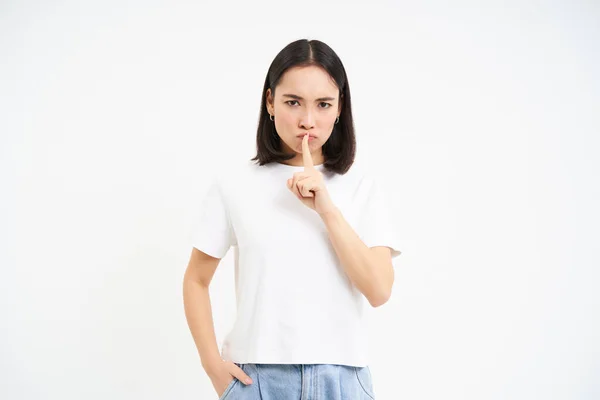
[[245, 378, 252, 384]]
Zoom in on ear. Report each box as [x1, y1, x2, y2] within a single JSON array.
[[266, 88, 273, 111]]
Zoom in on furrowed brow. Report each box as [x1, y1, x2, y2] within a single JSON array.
[[282, 93, 336, 102]]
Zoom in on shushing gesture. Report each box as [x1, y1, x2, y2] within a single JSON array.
[[286, 134, 337, 215]]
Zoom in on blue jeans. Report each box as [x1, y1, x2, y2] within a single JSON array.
[[218, 363, 375, 399]]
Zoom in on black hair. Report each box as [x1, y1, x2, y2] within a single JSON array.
[[250, 39, 356, 175]]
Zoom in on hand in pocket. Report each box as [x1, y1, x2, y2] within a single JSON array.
[[207, 360, 253, 398]]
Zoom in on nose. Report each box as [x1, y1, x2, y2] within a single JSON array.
[[299, 108, 315, 130]]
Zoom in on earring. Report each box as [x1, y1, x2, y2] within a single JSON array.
[[335, 116, 339, 124], [270, 114, 274, 121]]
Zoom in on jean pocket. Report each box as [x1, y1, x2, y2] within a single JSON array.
[[354, 366, 375, 399], [218, 363, 246, 400], [218, 376, 238, 400]]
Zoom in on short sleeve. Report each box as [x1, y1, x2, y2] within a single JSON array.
[[189, 176, 236, 259], [357, 175, 403, 261]]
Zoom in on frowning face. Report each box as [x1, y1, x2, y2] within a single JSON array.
[[266, 65, 342, 166]]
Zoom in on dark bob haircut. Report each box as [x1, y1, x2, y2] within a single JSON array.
[[250, 39, 356, 175]]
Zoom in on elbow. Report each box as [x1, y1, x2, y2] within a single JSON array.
[[365, 252, 395, 308], [367, 288, 391, 308], [367, 269, 394, 308]]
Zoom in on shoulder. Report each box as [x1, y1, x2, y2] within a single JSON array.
[[349, 162, 396, 202], [213, 159, 263, 193], [343, 160, 378, 190]]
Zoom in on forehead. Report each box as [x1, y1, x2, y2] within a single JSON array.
[[277, 65, 338, 98]]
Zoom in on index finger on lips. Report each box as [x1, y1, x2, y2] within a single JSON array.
[[302, 134, 314, 171]]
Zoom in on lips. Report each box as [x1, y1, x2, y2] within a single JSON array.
[[296, 133, 317, 139]]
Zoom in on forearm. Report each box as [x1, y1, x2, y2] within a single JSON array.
[[182, 277, 222, 372], [320, 207, 390, 307]]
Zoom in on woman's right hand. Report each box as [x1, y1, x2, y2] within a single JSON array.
[[206, 359, 253, 397]]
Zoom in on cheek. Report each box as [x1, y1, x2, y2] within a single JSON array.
[[278, 111, 295, 128], [320, 133, 333, 145]]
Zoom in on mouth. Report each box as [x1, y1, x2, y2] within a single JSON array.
[[296, 133, 317, 140]]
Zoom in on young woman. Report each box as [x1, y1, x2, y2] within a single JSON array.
[[183, 38, 402, 399]]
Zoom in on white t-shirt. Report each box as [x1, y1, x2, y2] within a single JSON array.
[[189, 159, 402, 367]]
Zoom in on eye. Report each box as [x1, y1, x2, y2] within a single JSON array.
[[285, 100, 332, 109]]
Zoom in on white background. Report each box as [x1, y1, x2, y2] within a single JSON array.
[[1, 1, 599, 399]]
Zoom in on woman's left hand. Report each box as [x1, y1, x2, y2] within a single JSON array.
[[287, 134, 337, 216]]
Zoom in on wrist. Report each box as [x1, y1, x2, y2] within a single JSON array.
[[319, 206, 340, 220], [201, 355, 223, 374]]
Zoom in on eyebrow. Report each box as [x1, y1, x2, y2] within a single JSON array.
[[282, 93, 336, 102]]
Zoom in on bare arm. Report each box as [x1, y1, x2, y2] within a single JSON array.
[[183, 247, 253, 394], [182, 247, 223, 372], [320, 207, 394, 308]]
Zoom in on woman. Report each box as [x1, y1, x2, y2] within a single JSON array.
[[183, 38, 402, 399]]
